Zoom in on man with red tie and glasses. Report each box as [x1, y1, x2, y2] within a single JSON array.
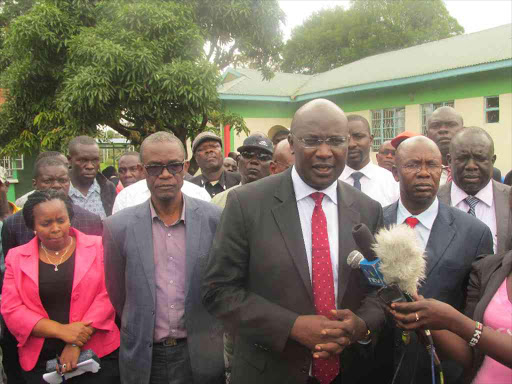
[[202, 99, 386, 384], [378, 136, 493, 384]]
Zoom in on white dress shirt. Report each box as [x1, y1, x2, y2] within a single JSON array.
[[440, 168, 449, 186], [397, 198, 439, 250], [112, 179, 211, 214], [451, 180, 497, 252], [340, 162, 399, 207], [291, 166, 339, 304]]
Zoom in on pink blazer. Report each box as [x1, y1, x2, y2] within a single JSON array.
[[1, 228, 120, 371]]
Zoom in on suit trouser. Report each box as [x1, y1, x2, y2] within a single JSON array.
[[149, 340, 193, 384]]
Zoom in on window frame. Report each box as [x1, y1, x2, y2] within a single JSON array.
[[484, 96, 499, 124], [371, 107, 405, 151]]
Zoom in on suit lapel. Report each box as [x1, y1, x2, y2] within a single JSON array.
[[71, 229, 96, 291], [271, 171, 314, 303], [184, 196, 201, 296], [425, 204, 456, 276], [19, 238, 40, 289], [336, 182, 360, 304], [492, 180, 510, 253], [473, 252, 512, 321], [384, 201, 399, 228], [133, 200, 156, 303]]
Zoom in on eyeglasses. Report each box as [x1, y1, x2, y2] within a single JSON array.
[[292, 134, 349, 148], [144, 162, 184, 177], [240, 151, 273, 162], [400, 163, 444, 174]]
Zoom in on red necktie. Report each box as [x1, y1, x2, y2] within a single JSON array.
[[405, 217, 419, 228], [310, 192, 339, 384]]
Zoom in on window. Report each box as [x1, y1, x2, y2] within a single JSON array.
[[485, 96, 499, 123], [421, 101, 454, 135], [371, 107, 405, 151], [0, 156, 24, 178]]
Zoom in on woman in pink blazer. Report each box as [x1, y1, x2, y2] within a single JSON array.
[[1, 190, 120, 383]]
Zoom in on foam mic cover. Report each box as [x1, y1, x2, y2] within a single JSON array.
[[373, 224, 426, 295], [352, 223, 377, 261]]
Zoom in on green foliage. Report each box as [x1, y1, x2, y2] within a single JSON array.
[[281, 0, 464, 74], [0, 0, 284, 156]]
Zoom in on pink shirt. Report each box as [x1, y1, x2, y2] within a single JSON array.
[[473, 278, 512, 384], [150, 199, 187, 342]]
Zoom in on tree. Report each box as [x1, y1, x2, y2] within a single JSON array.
[[281, 0, 464, 75], [0, 0, 284, 157]]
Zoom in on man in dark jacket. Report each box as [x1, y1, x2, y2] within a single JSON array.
[[189, 132, 240, 197], [67, 136, 116, 218]]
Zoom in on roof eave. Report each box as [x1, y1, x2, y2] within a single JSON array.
[[294, 59, 512, 102]]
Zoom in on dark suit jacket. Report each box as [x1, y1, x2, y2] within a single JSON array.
[[1, 204, 103, 259], [381, 201, 494, 384], [95, 172, 117, 216], [202, 168, 386, 384], [463, 250, 512, 382], [189, 170, 241, 197], [103, 196, 224, 384], [438, 180, 511, 253], [492, 167, 502, 183]]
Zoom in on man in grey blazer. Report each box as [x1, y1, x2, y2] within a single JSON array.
[[202, 99, 387, 384], [380, 136, 493, 384], [103, 132, 224, 384], [438, 127, 511, 253]]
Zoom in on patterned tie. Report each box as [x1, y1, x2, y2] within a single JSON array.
[[351, 172, 364, 191], [310, 192, 339, 384], [465, 196, 479, 216], [405, 217, 420, 228]]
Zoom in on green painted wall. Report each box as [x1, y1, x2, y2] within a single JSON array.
[[221, 100, 297, 118], [14, 153, 37, 199], [223, 68, 512, 117]]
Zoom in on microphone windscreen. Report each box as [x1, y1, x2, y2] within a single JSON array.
[[352, 223, 377, 261], [373, 224, 426, 295], [347, 250, 364, 269]]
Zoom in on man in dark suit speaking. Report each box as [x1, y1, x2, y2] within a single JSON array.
[[381, 136, 493, 384], [202, 99, 386, 384]]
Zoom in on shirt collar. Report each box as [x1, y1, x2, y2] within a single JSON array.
[[200, 171, 226, 188], [397, 197, 439, 230], [343, 162, 376, 180], [291, 166, 338, 205], [149, 196, 186, 225], [69, 178, 100, 197], [451, 180, 493, 208]]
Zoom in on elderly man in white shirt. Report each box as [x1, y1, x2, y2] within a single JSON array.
[[438, 127, 511, 253], [113, 178, 210, 214], [339, 115, 399, 207]]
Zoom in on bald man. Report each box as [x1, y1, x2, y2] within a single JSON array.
[[380, 136, 493, 384], [202, 99, 386, 384], [270, 139, 295, 174]]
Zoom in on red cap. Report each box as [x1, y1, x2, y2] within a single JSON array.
[[391, 131, 421, 149]]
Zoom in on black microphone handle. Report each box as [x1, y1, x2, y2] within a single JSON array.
[[352, 223, 378, 261]]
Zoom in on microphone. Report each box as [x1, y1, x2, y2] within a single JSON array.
[[373, 224, 426, 297], [350, 224, 386, 287]]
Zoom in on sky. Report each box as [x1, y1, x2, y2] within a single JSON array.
[[279, 0, 512, 40]]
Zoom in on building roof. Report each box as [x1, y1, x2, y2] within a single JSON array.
[[219, 24, 512, 102]]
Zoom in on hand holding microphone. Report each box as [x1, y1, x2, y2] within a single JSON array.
[[390, 295, 465, 332]]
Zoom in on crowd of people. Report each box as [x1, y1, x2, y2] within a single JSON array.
[[0, 99, 510, 384]]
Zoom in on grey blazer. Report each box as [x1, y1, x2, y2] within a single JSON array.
[[438, 180, 511, 253], [382, 201, 494, 384], [103, 196, 224, 384], [202, 168, 387, 384]]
